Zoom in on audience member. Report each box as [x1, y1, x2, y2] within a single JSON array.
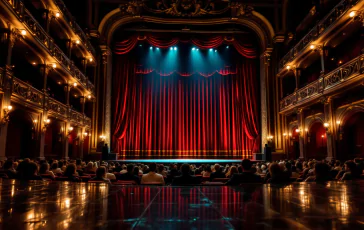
[[209, 164, 225, 181], [92, 166, 111, 183], [141, 163, 165, 185], [226, 160, 262, 185], [172, 164, 200, 185]]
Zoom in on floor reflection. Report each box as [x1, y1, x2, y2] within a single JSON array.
[[0, 180, 363, 229]]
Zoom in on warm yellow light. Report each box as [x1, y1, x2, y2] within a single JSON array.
[[76, 40, 80, 44], [84, 132, 88, 136], [6, 105, 13, 111], [286, 65, 291, 70], [310, 44, 315, 50], [52, 63, 57, 68], [100, 135, 105, 139], [305, 128, 308, 132], [324, 122, 329, 127], [20, 29, 26, 35], [73, 83, 77, 87], [87, 95, 91, 99], [295, 128, 300, 133], [283, 133, 287, 136], [68, 127, 74, 131], [349, 11, 356, 18], [33, 119, 38, 123], [289, 133, 292, 137], [89, 58, 93, 62], [32, 62, 36, 65], [55, 12, 60, 18], [336, 120, 341, 125], [321, 135, 325, 138], [44, 119, 50, 124]]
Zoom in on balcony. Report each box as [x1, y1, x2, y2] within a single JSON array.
[[51, 0, 96, 59], [1, 0, 95, 96], [278, 0, 361, 74], [280, 54, 364, 113], [7, 73, 91, 128]]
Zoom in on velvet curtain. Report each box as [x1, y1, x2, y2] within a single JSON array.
[[114, 34, 257, 58], [112, 55, 259, 159]]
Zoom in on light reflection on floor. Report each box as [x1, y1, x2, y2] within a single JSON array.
[[0, 180, 364, 229]]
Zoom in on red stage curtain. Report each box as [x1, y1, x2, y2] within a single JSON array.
[[112, 55, 259, 159], [114, 34, 256, 58]]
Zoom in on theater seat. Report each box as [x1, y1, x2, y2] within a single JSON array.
[[201, 176, 210, 182], [141, 182, 163, 186], [114, 180, 137, 185], [212, 178, 229, 183]]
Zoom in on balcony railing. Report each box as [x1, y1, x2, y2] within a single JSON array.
[[11, 77, 91, 127], [278, 0, 360, 73], [53, 0, 96, 58], [280, 54, 364, 112], [2, 0, 95, 95]]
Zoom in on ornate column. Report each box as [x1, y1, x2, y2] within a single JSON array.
[[63, 121, 70, 160], [259, 48, 273, 156], [100, 46, 112, 147], [79, 126, 86, 159], [322, 97, 335, 160], [296, 108, 305, 159], [66, 39, 73, 59], [293, 68, 302, 91], [0, 28, 20, 160]]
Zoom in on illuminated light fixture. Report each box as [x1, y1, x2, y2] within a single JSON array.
[[209, 48, 213, 51], [75, 40, 80, 44], [33, 119, 38, 124], [84, 132, 88, 136], [305, 128, 308, 132], [32, 62, 36, 65], [1, 105, 12, 126], [156, 47, 159, 50], [324, 122, 329, 127], [89, 57, 93, 62], [73, 82, 77, 87], [45, 119, 50, 124], [174, 47, 177, 50], [226, 46, 229, 49], [286, 65, 291, 70], [139, 44, 142, 47], [192, 47, 195, 51], [283, 133, 287, 137], [20, 29, 26, 36], [321, 135, 325, 138], [170, 47, 173, 50], [100, 135, 106, 140], [87, 95, 91, 99], [349, 11, 356, 18], [215, 50, 217, 52], [310, 44, 316, 50], [150, 46, 153, 50], [52, 63, 57, 68], [6, 105, 12, 111], [336, 120, 341, 125], [196, 48, 199, 51], [295, 128, 300, 133], [55, 12, 60, 18], [338, 60, 343, 64], [68, 127, 74, 131], [289, 133, 292, 137]]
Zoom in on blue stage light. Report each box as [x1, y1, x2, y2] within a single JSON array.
[[150, 46, 153, 50], [139, 44, 142, 47], [156, 47, 160, 50], [196, 48, 199, 51], [174, 47, 177, 50], [226, 46, 229, 48], [170, 47, 173, 50], [209, 48, 213, 51], [192, 47, 195, 51], [215, 50, 217, 52]]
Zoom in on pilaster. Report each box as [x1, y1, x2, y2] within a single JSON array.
[[296, 108, 305, 159], [322, 97, 336, 160]]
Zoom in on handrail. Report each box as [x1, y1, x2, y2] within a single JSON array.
[[53, 0, 96, 58], [1, 0, 95, 95], [278, 0, 360, 73], [280, 54, 364, 112]]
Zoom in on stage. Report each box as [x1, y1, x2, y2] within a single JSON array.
[[114, 158, 247, 164]]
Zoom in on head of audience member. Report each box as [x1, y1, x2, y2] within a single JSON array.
[[344, 161, 357, 175], [133, 166, 140, 176], [181, 164, 191, 175], [64, 164, 77, 177], [335, 160, 341, 168], [314, 162, 330, 182], [149, 163, 157, 172], [226, 166, 238, 178], [39, 163, 50, 174], [214, 164, 221, 172], [269, 163, 282, 178], [58, 161, 64, 169], [241, 159, 252, 172], [158, 164, 165, 173], [76, 159, 82, 166], [205, 165, 212, 173], [295, 162, 303, 171], [96, 166, 107, 178], [21, 162, 39, 179], [3, 160, 14, 171]]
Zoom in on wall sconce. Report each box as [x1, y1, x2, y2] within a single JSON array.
[[55, 12, 60, 18], [336, 120, 342, 140], [87, 95, 92, 99], [99, 135, 106, 141], [89, 57, 93, 62], [267, 135, 274, 142], [42, 119, 51, 132], [51, 63, 57, 69], [75, 40, 80, 44], [73, 82, 77, 87], [68, 126, 74, 136], [283, 133, 287, 138], [20, 29, 27, 36], [1, 105, 13, 126], [295, 128, 300, 133], [286, 65, 291, 70]]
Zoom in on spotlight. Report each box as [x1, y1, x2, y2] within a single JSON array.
[[150, 46, 153, 50], [196, 48, 199, 51], [89, 57, 93, 62], [310, 44, 316, 50], [226, 46, 229, 49], [192, 47, 195, 51], [52, 63, 57, 68], [209, 48, 213, 51], [170, 47, 173, 50], [174, 47, 177, 50], [156, 47, 159, 50], [139, 44, 142, 47], [215, 50, 217, 52]]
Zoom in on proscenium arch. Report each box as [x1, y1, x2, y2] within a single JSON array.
[[98, 9, 275, 52]]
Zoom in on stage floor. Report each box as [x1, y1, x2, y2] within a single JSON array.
[[115, 158, 243, 164], [1, 180, 364, 229]]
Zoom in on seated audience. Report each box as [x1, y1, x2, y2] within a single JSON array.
[[202, 166, 212, 177], [226, 160, 262, 185], [2, 160, 17, 179], [141, 163, 165, 185], [21, 162, 42, 180], [210, 164, 226, 181], [267, 163, 289, 184], [118, 164, 140, 184], [51, 162, 62, 174], [63, 164, 81, 182], [305, 162, 331, 183], [226, 166, 238, 178], [340, 161, 359, 181], [92, 166, 111, 183], [120, 165, 128, 174], [158, 164, 168, 177], [39, 163, 55, 179], [172, 164, 200, 186], [84, 162, 96, 174]]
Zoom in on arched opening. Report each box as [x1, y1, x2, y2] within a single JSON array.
[[288, 126, 300, 159], [307, 122, 327, 160], [339, 112, 364, 160], [5, 109, 36, 159], [44, 120, 64, 159]]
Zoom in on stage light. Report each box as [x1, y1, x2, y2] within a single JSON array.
[[215, 50, 217, 52], [324, 122, 329, 127], [192, 47, 195, 51], [139, 44, 142, 47], [55, 12, 60, 18], [226, 46, 229, 49], [174, 47, 177, 50], [150, 46, 153, 50], [209, 48, 213, 51], [20, 29, 26, 36], [349, 11, 356, 18], [196, 48, 199, 51], [156, 47, 159, 50], [170, 47, 173, 50]]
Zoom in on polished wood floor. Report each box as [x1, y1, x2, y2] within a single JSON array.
[[0, 180, 363, 229]]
